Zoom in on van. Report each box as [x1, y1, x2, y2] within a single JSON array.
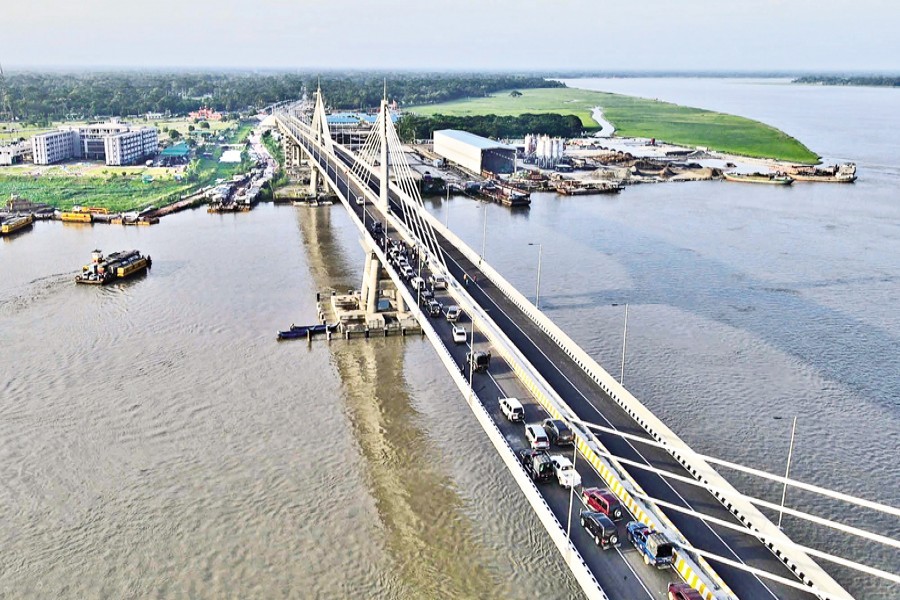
[[429, 274, 447, 290]]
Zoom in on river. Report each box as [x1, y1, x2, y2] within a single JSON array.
[[1, 78, 898, 599]]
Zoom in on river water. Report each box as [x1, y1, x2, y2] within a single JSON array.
[[1, 79, 898, 599]]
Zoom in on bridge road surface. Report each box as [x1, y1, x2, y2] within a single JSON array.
[[317, 141, 816, 600], [317, 157, 674, 599]]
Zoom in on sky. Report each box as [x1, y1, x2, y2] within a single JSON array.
[[4, 0, 900, 72]]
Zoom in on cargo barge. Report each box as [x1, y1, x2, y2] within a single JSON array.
[[1, 214, 34, 235], [788, 163, 857, 183], [723, 172, 794, 185], [555, 181, 624, 195], [75, 249, 152, 285]]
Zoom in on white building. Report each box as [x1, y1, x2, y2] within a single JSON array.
[[0, 141, 30, 166], [103, 128, 159, 166], [433, 129, 516, 175], [31, 122, 159, 166], [31, 130, 81, 165]]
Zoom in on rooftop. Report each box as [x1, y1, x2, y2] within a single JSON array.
[[434, 129, 514, 151], [160, 142, 191, 158]]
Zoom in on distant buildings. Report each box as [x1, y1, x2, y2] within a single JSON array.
[[30, 121, 158, 166], [189, 107, 222, 121], [0, 140, 31, 166]]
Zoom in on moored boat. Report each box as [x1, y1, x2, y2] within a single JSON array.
[[723, 172, 794, 185], [788, 163, 857, 183], [0, 214, 34, 235]]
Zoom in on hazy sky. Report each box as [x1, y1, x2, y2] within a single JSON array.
[[5, 0, 899, 72]]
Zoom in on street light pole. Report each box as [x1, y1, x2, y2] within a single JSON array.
[[778, 416, 798, 529], [528, 242, 543, 310], [566, 438, 578, 549], [612, 303, 629, 385]]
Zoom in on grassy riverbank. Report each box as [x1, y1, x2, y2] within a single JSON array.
[[408, 88, 819, 164]]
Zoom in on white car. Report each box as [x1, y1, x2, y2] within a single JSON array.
[[356, 195, 366, 205], [551, 455, 582, 489], [445, 305, 461, 322], [429, 274, 448, 290], [410, 276, 426, 290], [499, 397, 525, 422], [525, 423, 550, 450], [400, 265, 414, 279], [452, 325, 467, 344]]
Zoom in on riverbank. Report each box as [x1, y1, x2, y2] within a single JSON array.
[[408, 87, 819, 164]]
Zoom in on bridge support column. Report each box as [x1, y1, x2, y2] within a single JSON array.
[[359, 250, 382, 316]]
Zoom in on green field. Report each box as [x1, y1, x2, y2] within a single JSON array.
[[0, 119, 259, 212], [409, 88, 819, 164], [0, 176, 193, 212]]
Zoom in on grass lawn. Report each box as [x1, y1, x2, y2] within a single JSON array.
[[408, 88, 819, 164]]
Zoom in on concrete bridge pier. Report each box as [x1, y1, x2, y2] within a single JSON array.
[[360, 249, 381, 315]]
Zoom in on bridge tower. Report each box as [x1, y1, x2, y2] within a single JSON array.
[[378, 88, 390, 213]]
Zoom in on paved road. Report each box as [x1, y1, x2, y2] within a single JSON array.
[[303, 134, 814, 600]]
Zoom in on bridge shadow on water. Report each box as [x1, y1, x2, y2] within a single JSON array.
[[293, 206, 508, 599]]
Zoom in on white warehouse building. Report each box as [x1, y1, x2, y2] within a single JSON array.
[[433, 129, 516, 175]]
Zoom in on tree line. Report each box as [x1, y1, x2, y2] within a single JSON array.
[[793, 75, 900, 87], [398, 113, 585, 141], [3, 71, 563, 123]]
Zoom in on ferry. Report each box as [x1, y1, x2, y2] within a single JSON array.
[[75, 249, 152, 285], [788, 163, 857, 183], [0, 214, 34, 235], [723, 172, 794, 185]]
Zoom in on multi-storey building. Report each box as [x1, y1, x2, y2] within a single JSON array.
[[30, 129, 81, 165], [31, 121, 159, 166]]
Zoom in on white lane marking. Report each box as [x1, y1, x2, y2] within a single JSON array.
[[441, 248, 781, 600]]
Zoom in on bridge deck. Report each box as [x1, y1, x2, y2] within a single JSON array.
[[289, 122, 830, 600]]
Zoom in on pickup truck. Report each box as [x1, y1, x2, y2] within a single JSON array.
[[518, 449, 554, 483], [625, 521, 675, 568]]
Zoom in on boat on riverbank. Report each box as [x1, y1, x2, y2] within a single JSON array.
[[723, 172, 794, 185], [75, 249, 152, 285], [788, 163, 857, 183], [1, 214, 34, 235]]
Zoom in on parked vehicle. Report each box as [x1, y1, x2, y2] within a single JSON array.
[[518, 449, 554, 482], [465, 350, 491, 373], [667, 583, 703, 600], [499, 397, 525, 422], [452, 325, 467, 344], [445, 305, 461, 322], [550, 454, 582, 488], [429, 274, 448, 289], [626, 521, 675, 568], [525, 423, 550, 450], [579, 511, 619, 549], [543, 419, 574, 446], [582, 487, 624, 520]]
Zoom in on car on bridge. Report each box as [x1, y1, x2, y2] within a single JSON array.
[[626, 521, 675, 569], [543, 419, 574, 446], [445, 305, 461, 322], [525, 423, 550, 450], [518, 449, 554, 483], [410, 276, 426, 291], [465, 350, 491, 373], [451, 325, 467, 344], [499, 397, 525, 422], [426, 299, 442, 317], [550, 454, 581, 488], [356, 195, 366, 205], [582, 487, 625, 520], [667, 583, 703, 600], [579, 511, 619, 549], [429, 274, 447, 289]]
